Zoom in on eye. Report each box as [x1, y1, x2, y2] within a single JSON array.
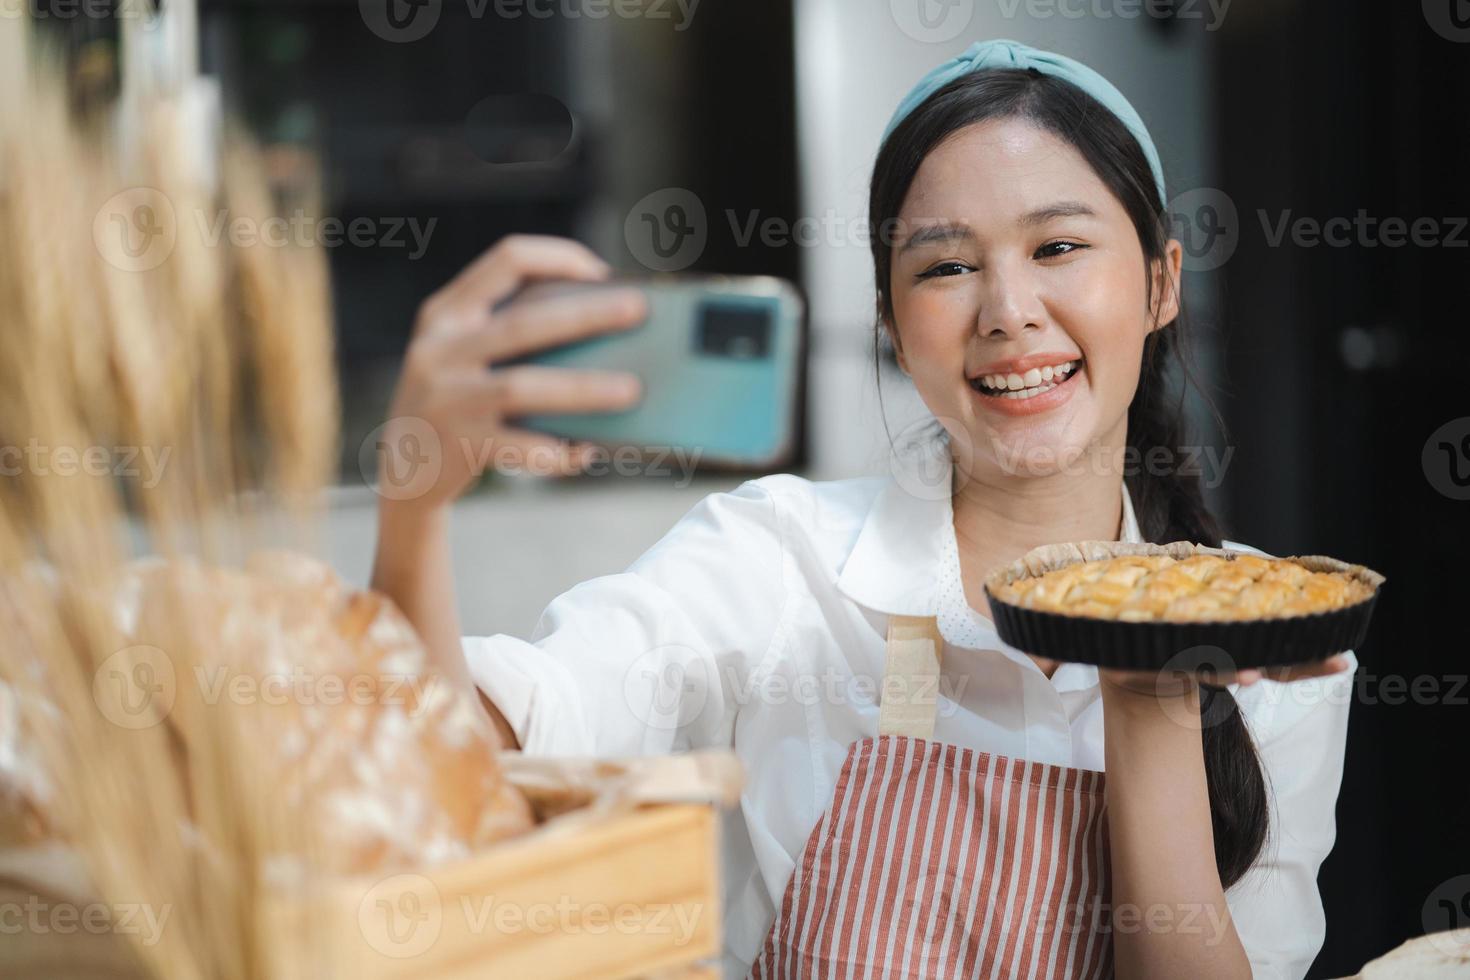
[[916, 261, 973, 280], [1035, 240, 1089, 259]]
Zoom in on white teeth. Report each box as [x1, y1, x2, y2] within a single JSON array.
[[976, 359, 1080, 393], [996, 384, 1054, 400]]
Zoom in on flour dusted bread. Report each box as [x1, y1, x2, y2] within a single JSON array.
[[0, 552, 531, 876]]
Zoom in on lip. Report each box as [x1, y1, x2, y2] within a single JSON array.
[[967, 351, 1083, 379], [969, 361, 1083, 416]]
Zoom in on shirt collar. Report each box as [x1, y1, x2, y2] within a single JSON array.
[[836, 451, 1143, 675]]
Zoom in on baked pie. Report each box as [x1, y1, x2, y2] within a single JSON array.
[[987, 552, 1376, 623], [984, 541, 1385, 668]]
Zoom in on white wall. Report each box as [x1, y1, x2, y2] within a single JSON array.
[[323, 477, 743, 639], [793, 0, 1220, 479]]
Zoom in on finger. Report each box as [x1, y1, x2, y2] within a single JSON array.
[[420, 370, 640, 437], [1199, 670, 1252, 689], [462, 428, 598, 479], [464, 287, 648, 364], [490, 365, 644, 416], [1261, 655, 1352, 683], [430, 235, 612, 333]]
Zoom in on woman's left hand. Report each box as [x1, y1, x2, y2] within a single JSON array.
[[1099, 654, 1354, 698]]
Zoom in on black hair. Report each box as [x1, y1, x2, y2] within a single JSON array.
[[868, 68, 1267, 889]]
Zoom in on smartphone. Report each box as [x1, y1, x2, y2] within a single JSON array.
[[501, 275, 805, 469]]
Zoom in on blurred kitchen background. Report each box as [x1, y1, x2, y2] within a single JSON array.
[[36, 0, 1470, 974]]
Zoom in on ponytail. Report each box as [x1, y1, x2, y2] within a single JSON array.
[[1127, 326, 1267, 888]]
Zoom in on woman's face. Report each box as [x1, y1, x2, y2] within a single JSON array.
[[886, 116, 1182, 480]]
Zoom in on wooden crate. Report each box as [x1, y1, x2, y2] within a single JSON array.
[[271, 753, 736, 980]]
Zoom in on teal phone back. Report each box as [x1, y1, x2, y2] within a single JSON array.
[[514, 276, 803, 467]]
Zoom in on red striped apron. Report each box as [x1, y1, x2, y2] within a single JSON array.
[[748, 615, 1113, 980]]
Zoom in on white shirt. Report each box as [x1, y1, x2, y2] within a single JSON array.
[[464, 454, 1356, 979]]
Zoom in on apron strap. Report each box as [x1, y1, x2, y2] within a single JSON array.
[[878, 614, 944, 739]]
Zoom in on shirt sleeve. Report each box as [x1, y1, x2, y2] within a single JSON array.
[[1226, 649, 1357, 979], [461, 477, 790, 758]]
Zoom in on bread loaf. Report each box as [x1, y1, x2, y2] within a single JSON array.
[[0, 551, 532, 877]]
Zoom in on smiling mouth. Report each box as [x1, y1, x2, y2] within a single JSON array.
[[969, 359, 1083, 400]]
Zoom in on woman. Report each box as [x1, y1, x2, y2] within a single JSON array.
[[373, 41, 1356, 978]]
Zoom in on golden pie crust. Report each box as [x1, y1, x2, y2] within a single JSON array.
[[986, 543, 1380, 623]]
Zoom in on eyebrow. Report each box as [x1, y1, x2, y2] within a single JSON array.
[[898, 221, 973, 253], [897, 201, 1098, 253], [1018, 201, 1097, 226]]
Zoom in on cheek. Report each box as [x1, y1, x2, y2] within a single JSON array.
[[1058, 263, 1151, 389], [891, 286, 976, 368]]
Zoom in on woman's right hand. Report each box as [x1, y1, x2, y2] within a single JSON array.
[[370, 235, 645, 746], [375, 234, 647, 512]]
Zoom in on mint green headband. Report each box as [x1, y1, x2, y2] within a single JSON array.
[[882, 39, 1167, 204]]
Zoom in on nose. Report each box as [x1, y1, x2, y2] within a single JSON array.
[[975, 259, 1044, 339]]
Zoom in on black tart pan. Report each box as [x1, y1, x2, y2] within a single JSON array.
[[984, 540, 1386, 671]]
